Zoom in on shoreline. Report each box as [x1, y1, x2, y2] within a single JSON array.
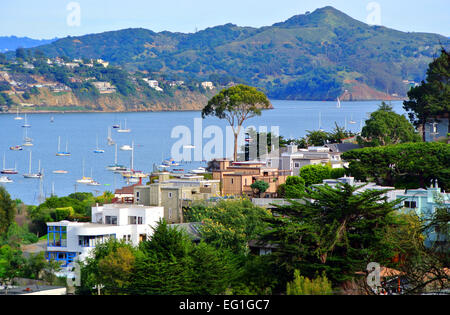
[[0, 99, 406, 115]]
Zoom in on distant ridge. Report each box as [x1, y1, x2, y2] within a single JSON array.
[[0, 36, 57, 53], [16, 6, 450, 101]]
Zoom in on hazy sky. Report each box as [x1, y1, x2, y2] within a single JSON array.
[[1, 0, 449, 39]]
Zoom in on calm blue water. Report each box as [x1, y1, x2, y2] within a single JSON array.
[[0, 100, 406, 205]]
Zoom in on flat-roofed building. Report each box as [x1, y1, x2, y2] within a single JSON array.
[[45, 204, 163, 272]]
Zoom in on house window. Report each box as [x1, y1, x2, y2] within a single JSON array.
[[47, 226, 67, 247], [404, 201, 417, 209], [231, 178, 234, 185], [136, 191, 140, 202], [128, 216, 137, 225], [168, 192, 173, 198], [168, 208, 172, 220], [105, 216, 118, 225], [138, 217, 143, 225], [294, 163, 300, 168]]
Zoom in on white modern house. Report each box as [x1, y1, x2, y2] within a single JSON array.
[[266, 145, 348, 176], [46, 204, 164, 271]]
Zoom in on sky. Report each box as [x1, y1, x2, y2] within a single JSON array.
[[0, 0, 449, 39]]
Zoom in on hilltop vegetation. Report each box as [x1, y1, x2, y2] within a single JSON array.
[[18, 6, 450, 101]]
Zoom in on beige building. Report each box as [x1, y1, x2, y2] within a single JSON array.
[[134, 173, 220, 224], [212, 159, 290, 198]]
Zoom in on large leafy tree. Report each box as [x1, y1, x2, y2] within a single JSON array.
[[184, 199, 270, 255], [0, 245, 25, 294], [359, 102, 422, 146], [202, 84, 271, 161], [342, 142, 450, 190], [277, 176, 305, 199], [403, 48, 450, 140], [131, 221, 239, 295], [0, 187, 16, 238], [262, 183, 401, 286]]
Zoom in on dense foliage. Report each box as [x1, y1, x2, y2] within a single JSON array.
[[359, 102, 422, 146], [262, 183, 402, 285], [184, 199, 270, 255], [404, 48, 450, 139], [342, 142, 450, 190]]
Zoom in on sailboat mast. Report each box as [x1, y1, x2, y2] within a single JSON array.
[[29, 151, 32, 174], [131, 141, 134, 170], [115, 143, 118, 164]]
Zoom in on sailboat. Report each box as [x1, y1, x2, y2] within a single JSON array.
[[106, 144, 126, 171], [77, 159, 93, 184], [9, 145, 23, 151], [93, 135, 105, 153], [56, 136, 71, 156], [0, 176, 13, 183], [318, 112, 324, 131], [14, 107, 24, 120], [23, 127, 33, 147], [22, 114, 31, 128], [23, 151, 42, 179], [107, 127, 115, 146], [117, 119, 131, 133], [120, 144, 133, 151], [336, 97, 341, 109], [1, 154, 18, 174], [87, 168, 100, 186], [349, 114, 356, 124]]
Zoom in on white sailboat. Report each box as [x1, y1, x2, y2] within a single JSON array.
[[23, 151, 42, 179], [318, 112, 324, 131], [120, 144, 133, 151], [23, 126, 33, 147], [93, 135, 105, 153], [0, 176, 13, 183], [107, 127, 115, 146], [77, 159, 93, 184], [336, 97, 341, 109], [117, 119, 131, 133], [106, 144, 126, 171], [14, 107, 23, 120], [22, 114, 31, 128], [56, 136, 71, 156], [87, 169, 100, 186], [349, 114, 356, 124]]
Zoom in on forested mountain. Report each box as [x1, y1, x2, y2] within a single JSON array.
[[16, 6, 450, 100]]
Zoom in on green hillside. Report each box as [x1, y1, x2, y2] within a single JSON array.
[[22, 6, 450, 101]]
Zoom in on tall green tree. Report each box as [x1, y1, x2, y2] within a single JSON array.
[[185, 199, 270, 255], [0, 187, 16, 238], [262, 183, 401, 286], [202, 84, 271, 161], [359, 102, 422, 146], [131, 221, 238, 295], [403, 48, 450, 140]]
